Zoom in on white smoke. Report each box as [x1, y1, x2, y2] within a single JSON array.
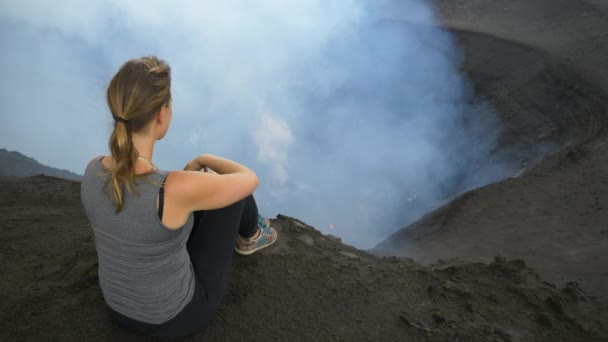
[[0, 0, 504, 248], [252, 112, 294, 185]]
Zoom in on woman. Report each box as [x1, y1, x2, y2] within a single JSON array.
[[80, 56, 278, 338]]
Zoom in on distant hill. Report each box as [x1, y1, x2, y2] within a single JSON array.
[[0, 148, 82, 181]]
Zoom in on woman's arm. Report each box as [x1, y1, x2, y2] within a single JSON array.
[[176, 154, 259, 211], [184, 154, 250, 174]]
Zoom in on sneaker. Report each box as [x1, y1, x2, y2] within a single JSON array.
[[235, 215, 278, 256]]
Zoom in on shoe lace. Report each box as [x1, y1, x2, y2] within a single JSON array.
[[257, 215, 273, 240], [257, 215, 269, 230]]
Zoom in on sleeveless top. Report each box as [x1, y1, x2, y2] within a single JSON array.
[[80, 156, 196, 324]]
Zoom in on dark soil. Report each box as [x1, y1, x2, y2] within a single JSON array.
[[374, 0, 608, 310], [0, 176, 607, 341]]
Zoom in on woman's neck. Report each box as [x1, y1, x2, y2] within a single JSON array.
[[131, 132, 155, 164]]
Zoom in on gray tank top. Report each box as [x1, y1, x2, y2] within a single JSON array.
[[80, 156, 196, 324]]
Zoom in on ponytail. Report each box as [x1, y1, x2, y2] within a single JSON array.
[[101, 56, 170, 214], [107, 120, 138, 214]]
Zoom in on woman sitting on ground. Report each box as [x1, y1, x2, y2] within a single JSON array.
[[80, 56, 278, 338]]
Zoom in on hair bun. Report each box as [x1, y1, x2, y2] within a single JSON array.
[[149, 65, 169, 75], [140, 56, 170, 76]]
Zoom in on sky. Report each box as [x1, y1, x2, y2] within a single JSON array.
[[0, 0, 512, 249]]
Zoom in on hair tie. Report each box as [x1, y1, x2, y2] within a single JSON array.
[[113, 116, 129, 124]]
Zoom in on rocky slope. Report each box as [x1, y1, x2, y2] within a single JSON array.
[[373, 0, 608, 307], [1, 175, 607, 341]]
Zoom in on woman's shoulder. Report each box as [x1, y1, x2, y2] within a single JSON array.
[[86, 155, 105, 169]]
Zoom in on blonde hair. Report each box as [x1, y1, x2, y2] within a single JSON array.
[[101, 56, 171, 214]]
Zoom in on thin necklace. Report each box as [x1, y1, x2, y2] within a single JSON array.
[[138, 155, 157, 171]]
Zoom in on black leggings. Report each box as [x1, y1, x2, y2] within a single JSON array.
[[108, 194, 259, 339]]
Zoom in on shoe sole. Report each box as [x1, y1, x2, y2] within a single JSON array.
[[234, 232, 277, 256]]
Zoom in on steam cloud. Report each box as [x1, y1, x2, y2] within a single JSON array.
[[0, 0, 507, 248]]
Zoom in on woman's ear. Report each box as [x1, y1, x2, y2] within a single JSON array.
[[157, 99, 172, 132], [155, 108, 164, 124], [157, 104, 169, 123]]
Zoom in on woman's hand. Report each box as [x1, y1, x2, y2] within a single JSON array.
[[183, 157, 209, 172], [184, 154, 252, 175]]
